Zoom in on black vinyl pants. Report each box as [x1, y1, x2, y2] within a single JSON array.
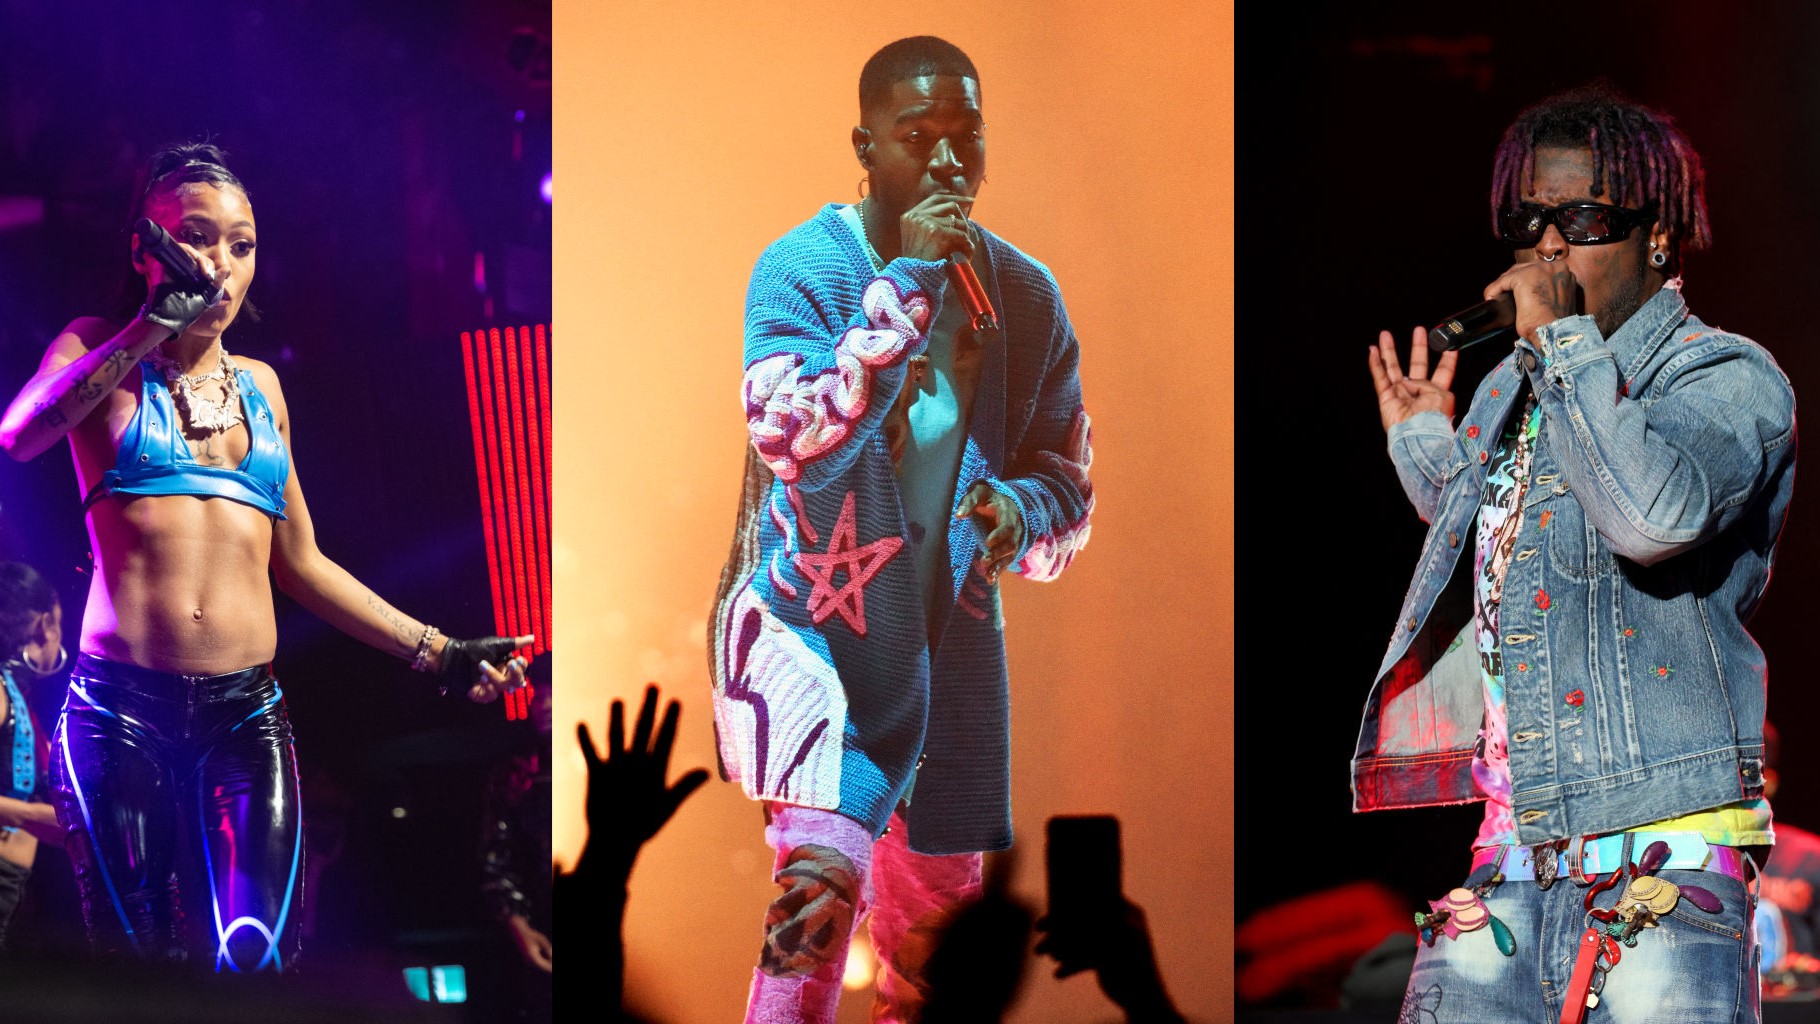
[[50, 654, 303, 971]]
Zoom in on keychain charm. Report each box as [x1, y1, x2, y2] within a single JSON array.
[[1560, 838, 1729, 1022], [1604, 863, 1722, 946], [1415, 863, 1516, 955]]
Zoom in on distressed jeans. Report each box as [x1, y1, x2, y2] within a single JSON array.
[[1401, 867, 1759, 1023]]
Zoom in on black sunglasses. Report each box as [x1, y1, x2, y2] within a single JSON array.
[[1498, 200, 1659, 246]]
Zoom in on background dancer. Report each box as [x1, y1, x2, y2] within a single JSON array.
[[0, 562, 66, 951]]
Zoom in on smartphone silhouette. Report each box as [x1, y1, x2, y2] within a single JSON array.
[[1046, 814, 1123, 924]]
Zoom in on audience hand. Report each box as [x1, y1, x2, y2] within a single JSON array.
[[1037, 898, 1185, 1023], [574, 683, 710, 879]]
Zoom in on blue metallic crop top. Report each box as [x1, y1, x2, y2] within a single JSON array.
[[83, 359, 289, 518]]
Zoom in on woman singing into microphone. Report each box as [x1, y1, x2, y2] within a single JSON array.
[[0, 143, 530, 971]]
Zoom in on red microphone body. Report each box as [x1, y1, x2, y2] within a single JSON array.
[[947, 252, 998, 337]]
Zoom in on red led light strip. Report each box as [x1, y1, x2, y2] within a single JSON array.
[[460, 324, 553, 721], [459, 330, 510, 656], [515, 326, 551, 657], [533, 325, 552, 648], [496, 329, 535, 669]]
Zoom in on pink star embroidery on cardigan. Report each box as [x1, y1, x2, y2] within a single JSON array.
[[792, 491, 903, 636]]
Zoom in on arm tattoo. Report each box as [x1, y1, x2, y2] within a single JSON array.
[[365, 591, 416, 644], [30, 397, 68, 431], [74, 349, 133, 403]]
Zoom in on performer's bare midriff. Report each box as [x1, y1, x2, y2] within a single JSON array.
[[56, 316, 300, 675], [81, 492, 278, 675]]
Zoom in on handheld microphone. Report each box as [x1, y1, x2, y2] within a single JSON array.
[[948, 209, 997, 338], [947, 252, 998, 338], [133, 218, 224, 305], [1428, 293, 1515, 353]]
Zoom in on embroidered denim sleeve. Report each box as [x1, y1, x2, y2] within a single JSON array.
[[1531, 314, 1796, 565], [1388, 410, 1457, 524], [980, 317, 1093, 582], [743, 244, 949, 492]]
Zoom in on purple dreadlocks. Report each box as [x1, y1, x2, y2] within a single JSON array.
[[1490, 83, 1711, 267]]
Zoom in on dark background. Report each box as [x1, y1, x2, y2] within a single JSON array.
[[0, 0, 550, 1015], [1236, 0, 1820, 1005]]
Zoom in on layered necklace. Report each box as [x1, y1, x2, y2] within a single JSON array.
[[148, 348, 243, 434], [1486, 393, 1541, 606]]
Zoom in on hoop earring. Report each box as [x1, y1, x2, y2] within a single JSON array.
[[1650, 249, 1668, 268], [18, 644, 67, 678], [857, 177, 869, 200]]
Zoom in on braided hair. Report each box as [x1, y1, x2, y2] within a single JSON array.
[[1490, 84, 1710, 269]]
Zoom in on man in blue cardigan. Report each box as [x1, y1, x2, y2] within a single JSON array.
[[710, 35, 1094, 1024]]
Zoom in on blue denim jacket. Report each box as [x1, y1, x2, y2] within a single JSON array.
[[1352, 284, 1796, 845]]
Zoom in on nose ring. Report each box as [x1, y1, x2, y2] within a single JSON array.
[[1541, 252, 1559, 263]]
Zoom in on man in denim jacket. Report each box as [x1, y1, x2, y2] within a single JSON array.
[[1360, 85, 1795, 1023]]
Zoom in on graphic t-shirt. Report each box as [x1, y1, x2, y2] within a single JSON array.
[[1469, 396, 1536, 850]]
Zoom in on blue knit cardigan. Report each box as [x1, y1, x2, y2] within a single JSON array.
[[710, 204, 1094, 855]]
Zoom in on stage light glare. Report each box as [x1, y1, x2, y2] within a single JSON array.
[[540, 172, 553, 204], [843, 932, 877, 990]]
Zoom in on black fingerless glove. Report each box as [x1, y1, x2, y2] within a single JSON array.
[[138, 280, 217, 338], [439, 635, 520, 685]]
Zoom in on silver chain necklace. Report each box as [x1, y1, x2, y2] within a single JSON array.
[[148, 348, 244, 434], [854, 198, 886, 271]]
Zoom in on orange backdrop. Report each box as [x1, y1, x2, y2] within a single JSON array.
[[554, 2, 1231, 1019]]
